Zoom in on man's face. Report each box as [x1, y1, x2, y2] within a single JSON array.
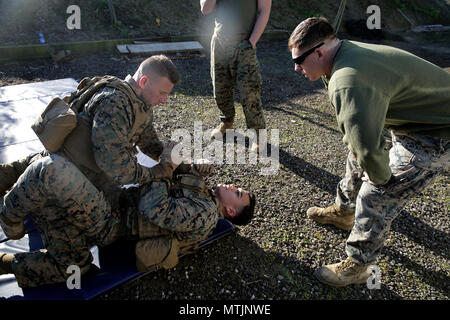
[[215, 184, 250, 218], [138, 75, 174, 107], [291, 45, 323, 81]]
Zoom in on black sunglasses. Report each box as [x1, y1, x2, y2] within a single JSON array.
[[292, 42, 325, 65]]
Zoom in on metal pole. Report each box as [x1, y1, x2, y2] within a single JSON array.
[[108, 0, 118, 25], [333, 0, 347, 34]]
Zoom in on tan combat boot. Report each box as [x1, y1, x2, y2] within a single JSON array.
[[314, 257, 373, 287], [210, 121, 233, 139], [250, 140, 259, 153], [306, 204, 354, 231], [249, 129, 267, 154], [0, 253, 14, 275]]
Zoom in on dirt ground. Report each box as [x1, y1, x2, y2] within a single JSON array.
[[1, 34, 449, 301], [0, 0, 449, 303]]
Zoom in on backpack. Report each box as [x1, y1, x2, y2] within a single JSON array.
[[31, 97, 77, 152]]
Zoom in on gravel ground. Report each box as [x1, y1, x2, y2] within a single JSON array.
[[0, 38, 449, 301]]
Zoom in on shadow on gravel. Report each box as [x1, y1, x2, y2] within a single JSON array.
[[382, 246, 450, 297], [230, 233, 404, 300], [278, 147, 340, 195], [0, 113, 19, 162], [98, 225, 406, 300], [270, 103, 339, 135], [391, 210, 450, 261]]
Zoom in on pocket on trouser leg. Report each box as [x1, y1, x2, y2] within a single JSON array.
[[135, 236, 179, 272], [237, 48, 264, 129], [237, 48, 261, 92], [346, 182, 400, 264], [46, 224, 93, 272], [12, 246, 92, 288], [391, 133, 450, 172]]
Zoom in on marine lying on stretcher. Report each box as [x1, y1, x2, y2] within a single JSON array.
[[0, 143, 256, 288]]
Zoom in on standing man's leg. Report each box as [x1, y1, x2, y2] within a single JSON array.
[[315, 133, 449, 286], [306, 152, 364, 231], [210, 36, 237, 138], [236, 40, 265, 131]]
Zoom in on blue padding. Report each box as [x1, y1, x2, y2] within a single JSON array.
[[0, 218, 233, 300]]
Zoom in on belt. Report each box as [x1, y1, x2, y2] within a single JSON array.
[[215, 33, 249, 42]]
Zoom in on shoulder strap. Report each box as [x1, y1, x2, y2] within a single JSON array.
[[64, 75, 144, 115]]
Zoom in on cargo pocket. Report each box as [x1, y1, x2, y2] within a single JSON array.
[[135, 236, 179, 272]]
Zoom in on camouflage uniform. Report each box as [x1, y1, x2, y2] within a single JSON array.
[[0, 75, 167, 287], [58, 75, 163, 194], [129, 175, 221, 272], [2, 154, 123, 288], [2, 157, 219, 287], [335, 131, 449, 265], [210, 0, 266, 130], [137, 179, 219, 242], [0, 151, 48, 197]]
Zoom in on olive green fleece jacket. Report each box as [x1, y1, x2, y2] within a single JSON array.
[[327, 40, 450, 185]]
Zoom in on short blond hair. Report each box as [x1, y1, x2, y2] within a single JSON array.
[[137, 55, 180, 84], [288, 17, 336, 51]]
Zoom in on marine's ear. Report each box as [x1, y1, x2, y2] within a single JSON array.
[[225, 206, 237, 217], [138, 74, 149, 88]]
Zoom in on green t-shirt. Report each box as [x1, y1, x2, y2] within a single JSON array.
[[327, 40, 450, 184], [214, 0, 257, 38]]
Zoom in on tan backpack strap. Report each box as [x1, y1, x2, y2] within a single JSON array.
[[174, 174, 207, 195]]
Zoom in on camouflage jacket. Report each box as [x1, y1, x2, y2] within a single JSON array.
[[60, 75, 163, 191], [139, 178, 220, 241], [120, 171, 221, 242], [86, 75, 163, 186]]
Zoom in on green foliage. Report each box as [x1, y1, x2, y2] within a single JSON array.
[[415, 4, 441, 18], [392, 0, 441, 19], [278, 265, 294, 283], [92, 0, 108, 10], [303, 10, 323, 18], [113, 20, 123, 30], [392, 0, 406, 10]]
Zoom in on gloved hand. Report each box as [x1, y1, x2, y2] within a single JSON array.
[[192, 159, 215, 177], [149, 140, 182, 179]]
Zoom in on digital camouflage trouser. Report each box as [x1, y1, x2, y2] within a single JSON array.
[[0, 151, 48, 197], [1, 154, 122, 287], [211, 35, 266, 130], [335, 131, 449, 265]]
